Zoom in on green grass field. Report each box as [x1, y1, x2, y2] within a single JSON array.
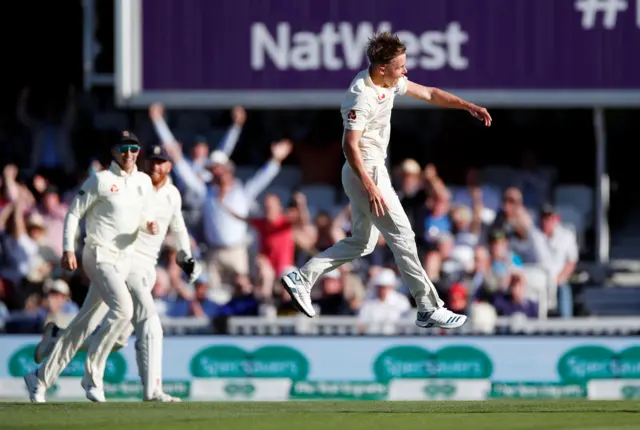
[[1, 401, 638, 430]]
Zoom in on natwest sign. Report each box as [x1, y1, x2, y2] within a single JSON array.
[[115, 0, 640, 107], [250, 22, 469, 71]]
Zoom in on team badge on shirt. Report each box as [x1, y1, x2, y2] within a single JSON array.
[[110, 184, 119, 193], [347, 110, 356, 120]]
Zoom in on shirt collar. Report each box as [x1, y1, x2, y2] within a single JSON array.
[[109, 161, 137, 177], [364, 68, 390, 103]]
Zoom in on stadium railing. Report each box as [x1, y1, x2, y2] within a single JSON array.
[[156, 315, 640, 336]]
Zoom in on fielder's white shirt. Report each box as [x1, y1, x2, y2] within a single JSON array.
[[63, 162, 155, 256], [134, 181, 192, 265], [341, 69, 408, 164]]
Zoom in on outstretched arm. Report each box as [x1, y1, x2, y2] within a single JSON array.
[[405, 81, 492, 126]]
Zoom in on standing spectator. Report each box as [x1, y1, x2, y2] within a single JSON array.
[[17, 86, 77, 188], [395, 159, 427, 227], [165, 139, 292, 287], [34, 185, 68, 259]]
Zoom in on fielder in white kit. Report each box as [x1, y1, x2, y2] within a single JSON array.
[[281, 32, 492, 329], [24, 131, 161, 403], [32, 144, 202, 402]]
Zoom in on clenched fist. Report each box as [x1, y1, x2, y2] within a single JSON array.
[[147, 221, 159, 235]]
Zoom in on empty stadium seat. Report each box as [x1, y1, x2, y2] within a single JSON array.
[[270, 166, 303, 189], [553, 184, 593, 227], [300, 184, 337, 213], [582, 287, 640, 316], [93, 111, 129, 131], [481, 165, 520, 190]]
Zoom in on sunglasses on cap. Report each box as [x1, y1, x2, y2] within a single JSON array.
[[116, 144, 140, 154]]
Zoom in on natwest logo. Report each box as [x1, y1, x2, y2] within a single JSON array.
[[251, 22, 469, 72]]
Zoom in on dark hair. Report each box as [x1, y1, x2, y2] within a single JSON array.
[[366, 32, 407, 65]]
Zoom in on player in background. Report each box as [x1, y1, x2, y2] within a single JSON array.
[[33, 144, 202, 402], [282, 32, 492, 329], [24, 131, 160, 402]]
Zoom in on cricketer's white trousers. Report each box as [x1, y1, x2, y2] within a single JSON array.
[[38, 245, 134, 389], [300, 162, 444, 311]]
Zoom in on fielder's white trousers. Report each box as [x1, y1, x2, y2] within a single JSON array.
[[75, 259, 164, 400], [300, 163, 444, 311], [38, 245, 134, 389]]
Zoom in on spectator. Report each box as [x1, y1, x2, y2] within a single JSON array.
[[395, 159, 427, 226], [537, 204, 578, 318], [40, 278, 79, 328], [34, 184, 68, 259], [415, 183, 452, 251], [17, 86, 77, 187], [219, 274, 260, 317], [169, 276, 219, 318], [165, 139, 292, 287], [314, 270, 354, 316], [492, 272, 539, 318], [488, 230, 523, 291], [452, 167, 501, 213], [492, 187, 524, 237], [358, 268, 411, 335]]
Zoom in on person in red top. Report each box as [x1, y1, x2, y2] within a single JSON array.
[[225, 191, 309, 278]]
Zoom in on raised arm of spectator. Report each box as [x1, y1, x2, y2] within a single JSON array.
[[149, 103, 179, 147], [243, 139, 292, 201], [0, 203, 14, 232], [2, 164, 20, 202], [217, 106, 246, 157], [10, 195, 28, 239], [17, 87, 38, 129], [163, 143, 207, 204], [291, 191, 312, 227], [470, 187, 484, 234]]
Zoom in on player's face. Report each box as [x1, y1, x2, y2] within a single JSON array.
[[113, 144, 140, 171], [383, 53, 407, 87], [146, 159, 172, 185]]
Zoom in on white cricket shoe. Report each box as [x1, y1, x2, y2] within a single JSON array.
[[146, 392, 182, 402], [82, 380, 106, 403], [415, 308, 467, 329], [280, 268, 316, 317], [34, 322, 59, 364], [24, 371, 46, 403]]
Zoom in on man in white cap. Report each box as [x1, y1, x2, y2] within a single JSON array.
[[357, 268, 411, 334]]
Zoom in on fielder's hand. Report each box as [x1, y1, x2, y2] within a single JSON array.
[[61, 251, 78, 271], [146, 221, 159, 235], [176, 250, 202, 284]]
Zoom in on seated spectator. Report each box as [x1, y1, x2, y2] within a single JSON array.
[[491, 187, 524, 237], [467, 245, 503, 303], [151, 267, 173, 318], [415, 184, 452, 252], [219, 274, 260, 317], [489, 230, 523, 290], [395, 159, 427, 227], [451, 202, 482, 248], [169, 276, 220, 319], [537, 204, 578, 318], [492, 272, 539, 318], [358, 268, 411, 335], [425, 233, 467, 295], [314, 270, 354, 316], [40, 278, 79, 328]]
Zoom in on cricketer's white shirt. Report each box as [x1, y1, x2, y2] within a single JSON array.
[[63, 162, 155, 257], [341, 69, 408, 164], [134, 182, 192, 265]]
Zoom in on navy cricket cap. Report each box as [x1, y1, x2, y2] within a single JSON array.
[[117, 130, 140, 146], [148, 144, 171, 162]]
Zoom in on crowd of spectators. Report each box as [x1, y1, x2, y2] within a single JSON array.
[[0, 89, 581, 334]]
